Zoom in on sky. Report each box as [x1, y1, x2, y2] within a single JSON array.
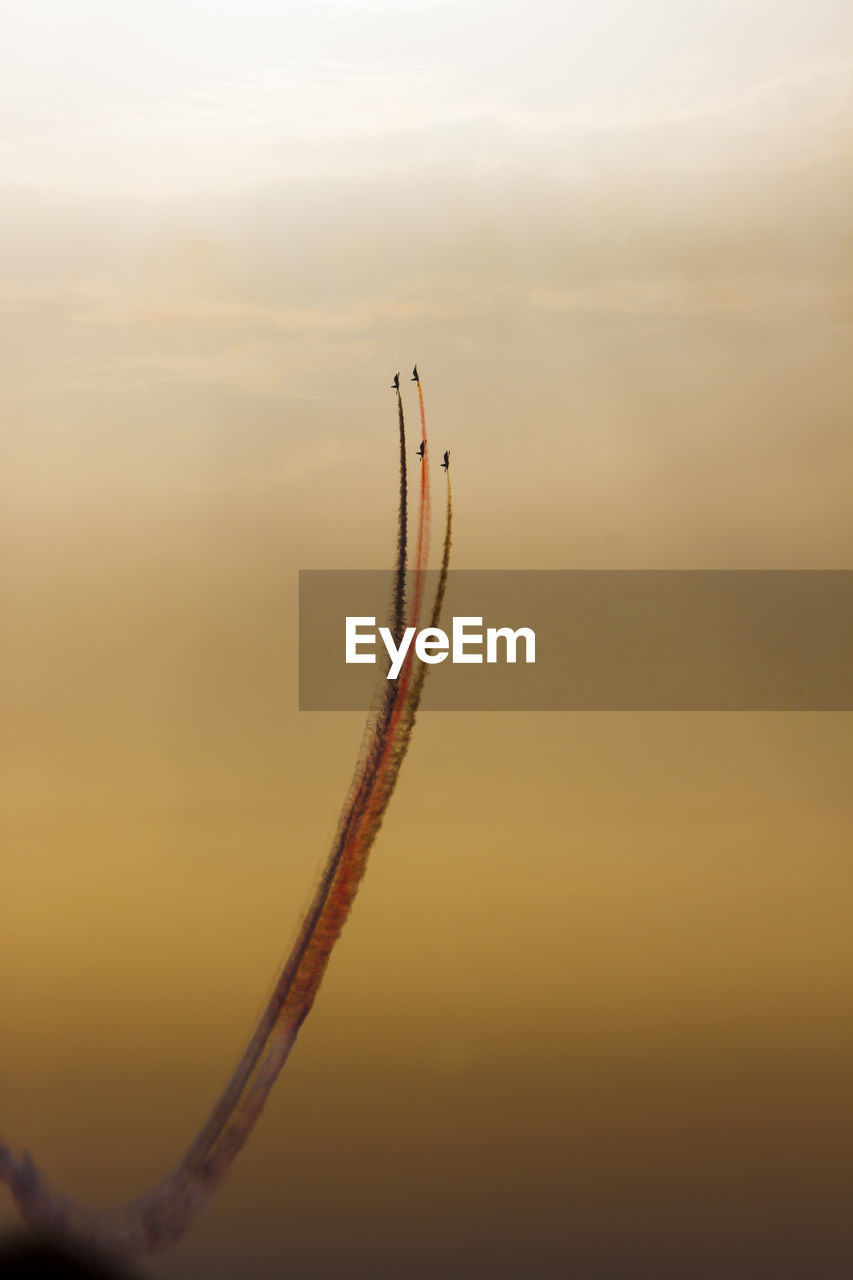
[[2, 3, 853, 1277], [3, 1, 849, 186]]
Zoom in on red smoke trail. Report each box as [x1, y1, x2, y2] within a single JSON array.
[[0, 383, 451, 1260], [381, 373, 433, 759], [411, 376, 431, 631], [359, 469, 452, 846], [392, 386, 408, 643]]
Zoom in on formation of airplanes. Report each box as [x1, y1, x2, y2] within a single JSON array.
[[391, 367, 449, 470]]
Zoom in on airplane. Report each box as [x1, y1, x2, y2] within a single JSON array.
[[441, 450, 450, 471], [391, 372, 400, 391], [411, 365, 419, 383], [416, 441, 425, 460]]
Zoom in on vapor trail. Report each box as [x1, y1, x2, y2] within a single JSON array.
[[411, 376, 432, 631], [392, 386, 408, 643], [319, 474, 452, 971], [391, 469, 452, 765], [0, 384, 450, 1260], [375, 378, 444, 769]]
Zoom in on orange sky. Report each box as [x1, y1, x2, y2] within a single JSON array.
[[2, 4, 853, 1275]]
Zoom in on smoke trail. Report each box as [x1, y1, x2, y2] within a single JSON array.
[[150, 387, 412, 1204], [392, 386, 408, 643], [313, 473, 452, 973], [0, 385, 450, 1260], [375, 470, 452, 796], [375, 407, 447, 784], [410, 376, 432, 632], [168, 388, 412, 1189], [426, 472, 452, 658]]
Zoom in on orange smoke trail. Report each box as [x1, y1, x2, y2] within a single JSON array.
[[411, 377, 432, 631], [392, 386, 408, 643], [0, 383, 451, 1260], [362, 468, 452, 834], [381, 374, 433, 757]]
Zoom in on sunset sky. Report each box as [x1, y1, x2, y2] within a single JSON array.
[[2, 3, 853, 1276]]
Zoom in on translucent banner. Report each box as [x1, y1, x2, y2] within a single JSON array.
[[299, 570, 853, 710]]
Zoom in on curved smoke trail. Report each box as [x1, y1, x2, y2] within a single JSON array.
[[411, 376, 432, 632], [384, 469, 452, 782], [392, 386, 409, 643], [0, 384, 451, 1259]]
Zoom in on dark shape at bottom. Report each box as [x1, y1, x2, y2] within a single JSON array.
[[0, 1233, 139, 1279]]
